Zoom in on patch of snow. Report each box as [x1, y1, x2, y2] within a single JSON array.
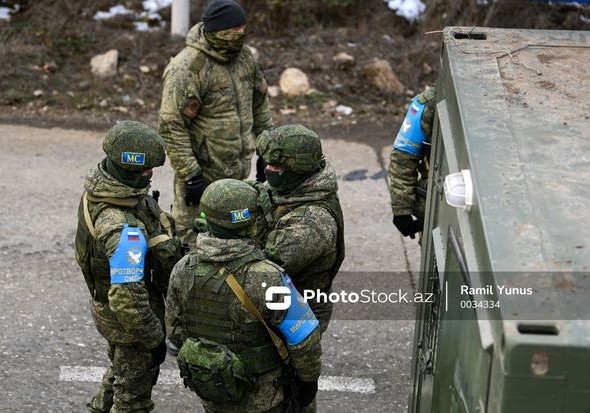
[[139, 11, 162, 21], [142, 0, 172, 13], [0, 7, 12, 21], [133, 21, 152, 32], [385, 0, 426, 22], [335, 105, 353, 116], [93, 5, 134, 21]]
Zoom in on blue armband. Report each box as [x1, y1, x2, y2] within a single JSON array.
[[276, 273, 319, 346], [109, 224, 147, 284], [393, 96, 427, 156]]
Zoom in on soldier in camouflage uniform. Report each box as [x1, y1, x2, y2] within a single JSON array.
[[166, 179, 322, 413], [388, 86, 437, 239], [253, 124, 345, 334], [158, 0, 273, 244], [75, 121, 184, 412]]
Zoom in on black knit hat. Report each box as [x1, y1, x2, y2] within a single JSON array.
[[202, 0, 246, 32]]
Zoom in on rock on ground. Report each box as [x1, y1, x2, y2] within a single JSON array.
[[90, 49, 119, 78], [279, 67, 311, 97], [363, 58, 405, 94]]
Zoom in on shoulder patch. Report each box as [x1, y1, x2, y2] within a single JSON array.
[[181, 96, 200, 119], [109, 225, 147, 284]]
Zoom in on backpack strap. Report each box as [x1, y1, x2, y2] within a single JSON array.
[[82, 192, 97, 239], [223, 268, 289, 362]]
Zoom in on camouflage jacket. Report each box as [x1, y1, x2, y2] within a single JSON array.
[[166, 233, 322, 412], [76, 162, 181, 350], [255, 161, 344, 293], [158, 22, 273, 184], [388, 87, 436, 219]]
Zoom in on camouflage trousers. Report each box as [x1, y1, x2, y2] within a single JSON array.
[[171, 174, 207, 246], [87, 342, 159, 413]]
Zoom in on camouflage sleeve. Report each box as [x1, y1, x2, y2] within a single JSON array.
[[264, 206, 336, 275], [165, 254, 193, 347], [249, 181, 273, 247], [388, 149, 421, 216], [252, 63, 273, 137], [288, 328, 322, 382], [150, 237, 184, 294], [242, 262, 321, 381], [158, 67, 202, 180], [95, 207, 165, 350]]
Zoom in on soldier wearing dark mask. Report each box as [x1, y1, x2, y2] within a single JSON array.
[[75, 121, 183, 412], [158, 0, 273, 245]]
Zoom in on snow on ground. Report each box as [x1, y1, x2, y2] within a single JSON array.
[[93, 1, 171, 30], [142, 0, 172, 13], [0, 6, 13, 21], [93, 5, 134, 20], [385, 0, 426, 22]]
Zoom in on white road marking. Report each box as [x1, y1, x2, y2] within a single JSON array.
[[59, 366, 376, 394]]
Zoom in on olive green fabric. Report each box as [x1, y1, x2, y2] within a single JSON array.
[[103, 120, 166, 171], [181, 249, 284, 375], [177, 337, 253, 403], [75, 161, 183, 411], [203, 28, 246, 61], [388, 86, 436, 219], [158, 22, 273, 239], [200, 179, 259, 230], [256, 124, 324, 175], [253, 161, 345, 333], [166, 233, 322, 413], [86, 343, 159, 413]]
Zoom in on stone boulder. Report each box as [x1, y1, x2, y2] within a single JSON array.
[[333, 52, 355, 69], [279, 68, 310, 97], [91, 50, 119, 78], [363, 58, 404, 94]]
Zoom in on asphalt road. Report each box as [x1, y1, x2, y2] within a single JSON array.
[[0, 123, 421, 412]]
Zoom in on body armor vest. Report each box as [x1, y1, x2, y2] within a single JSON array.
[[184, 251, 284, 376], [75, 192, 174, 303]]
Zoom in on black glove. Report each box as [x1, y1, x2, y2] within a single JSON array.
[[295, 377, 318, 408], [256, 155, 267, 183], [183, 175, 205, 206], [393, 215, 423, 239], [149, 339, 167, 368]]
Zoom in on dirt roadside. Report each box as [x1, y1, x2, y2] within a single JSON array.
[[1, 0, 588, 133]]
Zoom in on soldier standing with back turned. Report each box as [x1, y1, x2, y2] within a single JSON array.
[[166, 179, 322, 413], [75, 121, 183, 412]]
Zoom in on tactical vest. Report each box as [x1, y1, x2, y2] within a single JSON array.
[[183, 251, 284, 376], [273, 193, 345, 289], [75, 192, 175, 303]]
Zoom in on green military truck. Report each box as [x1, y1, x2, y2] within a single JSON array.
[[410, 27, 590, 412]]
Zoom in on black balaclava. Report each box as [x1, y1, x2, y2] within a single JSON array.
[[103, 158, 152, 189], [207, 221, 248, 239], [265, 169, 310, 194]]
